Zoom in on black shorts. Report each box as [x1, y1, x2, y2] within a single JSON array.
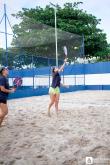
[[0, 99, 7, 104]]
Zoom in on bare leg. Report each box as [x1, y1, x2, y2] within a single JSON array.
[[48, 94, 55, 117], [0, 107, 4, 126], [0, 117, 4, 126], [0, 103, 8, 126], [55, 94, 60, 116]]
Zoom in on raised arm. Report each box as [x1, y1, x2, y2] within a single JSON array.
[[58, 58, 67, 72]]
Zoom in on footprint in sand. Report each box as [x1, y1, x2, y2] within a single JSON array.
[[90, 146, 110, 158]]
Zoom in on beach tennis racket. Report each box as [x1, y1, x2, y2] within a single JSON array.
[[13, 77, 23, 89], [63, 46, 69, 64], [63, 46, 68, 58]]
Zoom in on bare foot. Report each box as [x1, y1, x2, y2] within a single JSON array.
[[0, 120, 6, 127], [0, 124, 5, 128], [0, 120, 3, 127]]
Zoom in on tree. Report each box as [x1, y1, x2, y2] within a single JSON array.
[[11, 2, 109, 62]]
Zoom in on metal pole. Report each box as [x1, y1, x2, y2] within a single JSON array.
[[82, 34, 85, 87], [32, 55, 34, 88], [55, 7, 58, 67], [50, 2, 58, 67], [49, 66, 51, 87], [82, 34, 85, 58], [4, 4, 8, 66]]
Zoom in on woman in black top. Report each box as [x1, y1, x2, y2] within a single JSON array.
[[48, 58, 67, 117], [0, 67, 15, 126]]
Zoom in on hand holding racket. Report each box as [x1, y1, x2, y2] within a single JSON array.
[[64, 58, 68, 63], [10, 87, 16, 93]]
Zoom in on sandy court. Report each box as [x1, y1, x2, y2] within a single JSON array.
[[0, 90, 110, 165]]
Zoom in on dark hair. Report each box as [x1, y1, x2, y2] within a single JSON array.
[[0, 67, 4, 75], [52, 67, 57, 78], [52, 67, 55, 73], [0, 67, 8, 75]]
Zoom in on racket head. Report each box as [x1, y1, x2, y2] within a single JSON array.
[[13, 77, 23, 88], [63, 46, 68, 59], [63, 46, 68, 58]]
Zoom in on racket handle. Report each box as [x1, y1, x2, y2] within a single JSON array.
[[10, 88, 16, 93], [64, 58, 68, 62]]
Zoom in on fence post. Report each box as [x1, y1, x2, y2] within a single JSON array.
[[75, 74, 76, 86], [32, 55, 34, 89], [63, 68, 65, 84], [49, 66, 51, 87]]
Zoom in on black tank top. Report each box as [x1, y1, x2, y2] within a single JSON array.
[[51, 72, 61, 88]]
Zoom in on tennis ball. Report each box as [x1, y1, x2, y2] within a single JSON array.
[[74, 47, 78, 50]]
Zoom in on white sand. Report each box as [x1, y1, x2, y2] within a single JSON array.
[[0, 91, 110, 165]]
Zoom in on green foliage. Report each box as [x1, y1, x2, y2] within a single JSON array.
[[11, 2, 109, 61]]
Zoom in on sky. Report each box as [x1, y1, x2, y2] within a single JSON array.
[[0, 0, 110, 48]]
